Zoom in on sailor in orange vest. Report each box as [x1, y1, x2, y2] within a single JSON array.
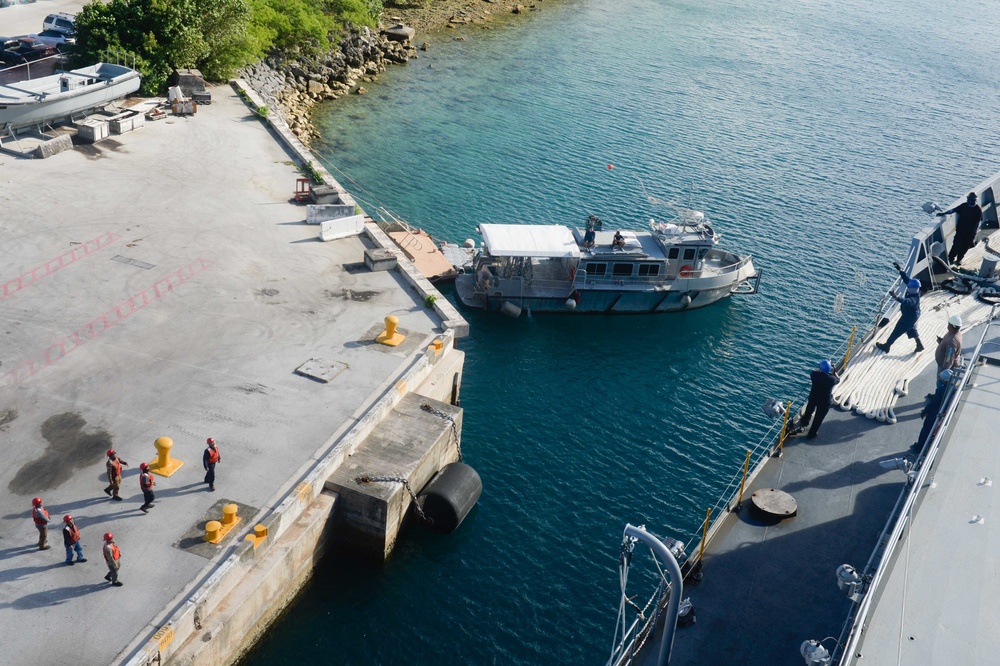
[[102, 533, 123, 586], [104, 449, 128, 501], [31, 497, 51, 550], [138, 462, 156, 513], [62, 515, 87, 565], [203, 437, 221, 492]]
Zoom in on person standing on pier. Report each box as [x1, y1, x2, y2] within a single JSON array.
[[104, 449, 128, 501], [103, 533, 123, 586], [876, 263, 924, 354], [138, 463, 156, 513], [203, 437, 220, 492], [936, 314, 964, 373], [31, 497, 51, 550], [798, 360, 840, 440], [62, 515, 87, 565], [937, 192, 982, 267]]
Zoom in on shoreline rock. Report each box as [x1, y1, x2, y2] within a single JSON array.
[[240, 1, 561, 144]]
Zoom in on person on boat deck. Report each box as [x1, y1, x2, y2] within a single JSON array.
[[914, 369, 954, 452], [477, 263, 493, 288], [935, 314, 963, 373], [798, 359, 840, 440], [875, 263, 924, 354], [588, 214, 603, 231], [583, 221, 596, 249], [612, 231, 626, 249], [937, 192, 982, 267]]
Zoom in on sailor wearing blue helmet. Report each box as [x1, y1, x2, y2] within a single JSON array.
[[798, 359, 840, 440], [876, 262, 924, 354]]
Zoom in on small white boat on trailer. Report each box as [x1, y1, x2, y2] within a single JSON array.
[[455, 208, 760, 316], [0, 62, 141, 132]]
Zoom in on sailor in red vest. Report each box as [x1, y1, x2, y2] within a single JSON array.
[[31, 497, 51, 550], [103, 533, 123, 586], [203, 437, 221, 492], [104, 449, 129, 501], [139, 462, 156, 513], [62, 515, 87, 565]]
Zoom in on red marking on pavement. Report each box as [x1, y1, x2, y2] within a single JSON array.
[[3, 259, 213, 385], [1, 232, 120, 301]]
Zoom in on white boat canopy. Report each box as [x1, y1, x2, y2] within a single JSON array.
[[479, 224, 581, 258]]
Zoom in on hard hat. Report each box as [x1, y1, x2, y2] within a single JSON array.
[[103, 533, 114, 542], [939, 369, 953, 382], [207, 437, 215, 445], [32, 497, 42, 506], [819, 360, 833, 374], [907, 278, 921, 290], [107, 449, 115, 457], [139, 462, 149, 471], [63, 515, 73, 523], [948, 314, 963, 328]]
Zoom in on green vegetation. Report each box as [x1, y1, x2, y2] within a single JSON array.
[[74, 0, 384, 95], [424, 294, 437, 308]]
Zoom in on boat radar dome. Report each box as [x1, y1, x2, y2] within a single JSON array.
[[948, 314, 963, 328], [819, 360, 833, 374]]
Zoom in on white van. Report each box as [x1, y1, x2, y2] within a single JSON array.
[[42, 13, 76, 35]]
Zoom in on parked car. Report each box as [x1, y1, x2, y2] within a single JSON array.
[[42, 13, 76, 35], [32, 30, 75, 47], [1, 37, 57, 65]]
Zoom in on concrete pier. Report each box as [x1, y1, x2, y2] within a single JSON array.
[[0, 70, 468, 666]]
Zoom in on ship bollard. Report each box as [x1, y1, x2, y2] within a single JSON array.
[[149, 436, 184, 476], [376, 315, 405, 347], [204, 520, 222, 543]]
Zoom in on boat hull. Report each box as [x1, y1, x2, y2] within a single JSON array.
[[0, 63, 141, 131]]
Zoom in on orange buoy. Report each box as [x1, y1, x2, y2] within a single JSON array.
[[607, 164, 614, 170]]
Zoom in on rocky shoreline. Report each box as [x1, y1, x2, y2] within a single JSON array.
[[240, 1, 560, 143]]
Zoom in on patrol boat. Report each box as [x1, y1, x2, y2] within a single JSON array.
[[604, 170, 1000, 666], [454, 207, 760, 316]]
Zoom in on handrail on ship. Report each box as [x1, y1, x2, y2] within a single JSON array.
[[831, 309, 998, 665]]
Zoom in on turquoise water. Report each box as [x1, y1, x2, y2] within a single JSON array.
[[245, 1, 1000, 663]]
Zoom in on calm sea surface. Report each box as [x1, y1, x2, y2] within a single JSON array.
[[245, 0, 1000, 663]]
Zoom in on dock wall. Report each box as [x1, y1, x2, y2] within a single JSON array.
[[123, 334, 465, 665]]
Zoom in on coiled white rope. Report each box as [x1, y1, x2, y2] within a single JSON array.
[[833, 290, 994, 423]]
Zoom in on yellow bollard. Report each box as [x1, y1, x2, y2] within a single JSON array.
[[222, 504, 238, 526], [204, 520, 222, 543], [149, 436, 184, 477], [245, 524, 268, 550], [433, 338, 443, 352], [376, 315, 406, 347]]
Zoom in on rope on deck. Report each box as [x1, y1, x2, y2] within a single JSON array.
[[833, 289, 995, 423]]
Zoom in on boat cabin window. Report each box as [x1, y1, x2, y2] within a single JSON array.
[[637, 264, 660, 277], [585, 262, 607, 277], [682, 248, 696, 261], [667, 247, 679, 260], [612, 263, 633, 277], [698, 247, 709, 259]]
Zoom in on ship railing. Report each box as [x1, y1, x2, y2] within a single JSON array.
[[678, 319, 865, 567], [0, 52, 67, 82], [607, 580, 669, 666], [831, 311, 997, 666]]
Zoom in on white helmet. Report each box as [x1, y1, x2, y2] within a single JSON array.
[[948, 314, 962, 328]]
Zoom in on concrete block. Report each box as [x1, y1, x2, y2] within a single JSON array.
[[33, 133, 73, 159], [324, 393, 462, 561], [306, 203, 355, 224], [319, 214, 365, 241], [364, 247, 398, 272]]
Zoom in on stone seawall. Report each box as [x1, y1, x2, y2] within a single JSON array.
[[240, 26, 415, 142]]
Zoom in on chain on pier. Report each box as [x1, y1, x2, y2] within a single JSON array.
[[420, 403, 462, 462], [355, 474, 433, 525]]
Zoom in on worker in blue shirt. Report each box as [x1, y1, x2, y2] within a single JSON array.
[[876, 263, 924, 354]]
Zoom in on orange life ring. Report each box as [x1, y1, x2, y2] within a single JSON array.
[[679, 265, 694, 278]]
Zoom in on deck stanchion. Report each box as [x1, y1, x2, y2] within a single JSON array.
[[842, 325, 857, 369], [698, 507, 712, 564], [776, 400, 791, 456], [735, 449, 752, 511]]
